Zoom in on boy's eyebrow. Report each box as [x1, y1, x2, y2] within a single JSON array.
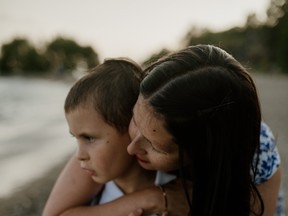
[[69, 131, 92, 138]]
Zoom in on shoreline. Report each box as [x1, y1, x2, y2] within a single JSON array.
[[0, 158, 68, 216]]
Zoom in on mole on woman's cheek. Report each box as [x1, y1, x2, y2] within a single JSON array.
[[153, 129, 156, 132]]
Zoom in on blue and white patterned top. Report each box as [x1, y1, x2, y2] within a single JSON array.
[[253, 122, 281, 184]]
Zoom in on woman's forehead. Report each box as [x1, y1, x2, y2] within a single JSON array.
[[133, 96, 174, 144], [133, 96, 161, 126]]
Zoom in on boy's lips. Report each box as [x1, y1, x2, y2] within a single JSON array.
[[82, 168, 95, 176], [136, 155, 149, 163]]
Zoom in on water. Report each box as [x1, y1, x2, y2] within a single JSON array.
[[0, 77, 76, 198]]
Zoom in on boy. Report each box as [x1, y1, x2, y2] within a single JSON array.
[[43, 58, 172, 215]]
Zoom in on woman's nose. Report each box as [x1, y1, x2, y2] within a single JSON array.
[[127, 134, 146, 155]]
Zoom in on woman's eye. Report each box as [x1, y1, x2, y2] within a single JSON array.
[[151, 145, 161, 153], [149, 143, 168, 155], [144, 137, 167, 154]]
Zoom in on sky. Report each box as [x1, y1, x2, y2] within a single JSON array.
[[0, 0, 271, 62]]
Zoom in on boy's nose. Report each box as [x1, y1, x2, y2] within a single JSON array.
[[76, 145, 89, 161]]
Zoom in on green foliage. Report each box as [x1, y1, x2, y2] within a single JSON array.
[[0, 38, 48, 75], [184, 26, 272, 70], [269, 0, 288, 73], [44, 37, 99, 75], [0, 36, 99, 76], [181, 0, 288, 74], [81, 46, 99, 68]]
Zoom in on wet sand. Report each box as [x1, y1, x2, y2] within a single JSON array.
[[0, 73, 287, 215], [0, 157, 70, 216]]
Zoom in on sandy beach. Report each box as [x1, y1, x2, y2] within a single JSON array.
[[0, 73, 287, 215], [0, 156, 70, 216]]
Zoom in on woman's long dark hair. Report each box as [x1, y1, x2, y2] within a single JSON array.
[[141, 45, 263, 216]]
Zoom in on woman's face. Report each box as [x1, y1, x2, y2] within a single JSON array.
[[127, 96, 179, 172]]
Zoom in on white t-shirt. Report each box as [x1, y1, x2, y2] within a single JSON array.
[[98, 171, 176, 205]]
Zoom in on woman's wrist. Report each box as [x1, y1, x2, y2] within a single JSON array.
[[138, 186, 167, 214], [158, 185, 168, 212]]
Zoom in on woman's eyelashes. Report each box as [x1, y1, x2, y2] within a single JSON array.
[[148, 141, 168, 155], [150, 144, 163, 153]]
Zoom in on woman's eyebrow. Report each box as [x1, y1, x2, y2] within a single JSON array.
[[132, 117, 137, 126], [131, 114, 149, 140], [131, 111, 137, 126]]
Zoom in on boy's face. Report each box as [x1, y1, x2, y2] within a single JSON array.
[[65, 106, 136, 184]]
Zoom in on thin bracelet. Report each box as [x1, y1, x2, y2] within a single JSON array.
[[158, 185, 168, 211]]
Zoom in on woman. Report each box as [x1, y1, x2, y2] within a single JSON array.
[[127, 44, 281, 215]]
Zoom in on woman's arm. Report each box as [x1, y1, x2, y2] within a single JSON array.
[[58, 179, 190, 216], [42, 155, 103, 216], [59, 187, 164, 216], [253, 122, 282, 216], [256, 168, 281, 216]]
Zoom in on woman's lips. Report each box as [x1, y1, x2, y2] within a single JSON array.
[[136, 155, 149, 163]]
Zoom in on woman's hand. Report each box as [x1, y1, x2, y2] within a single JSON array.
[[128, 208, 143, 216], [126, 179, 190, 216], [163, 179, 191, 216], [128, 208, 168, 216], [129, 179, 191, 216]]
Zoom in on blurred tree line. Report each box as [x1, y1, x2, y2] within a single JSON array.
[[0, 0, 287, 76], [0, 37, 99, 76], [144, 0, 288, 74]]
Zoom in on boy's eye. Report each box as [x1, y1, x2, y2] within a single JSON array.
[[81, 135, 95, 143], [85, 136, 95, 143]]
